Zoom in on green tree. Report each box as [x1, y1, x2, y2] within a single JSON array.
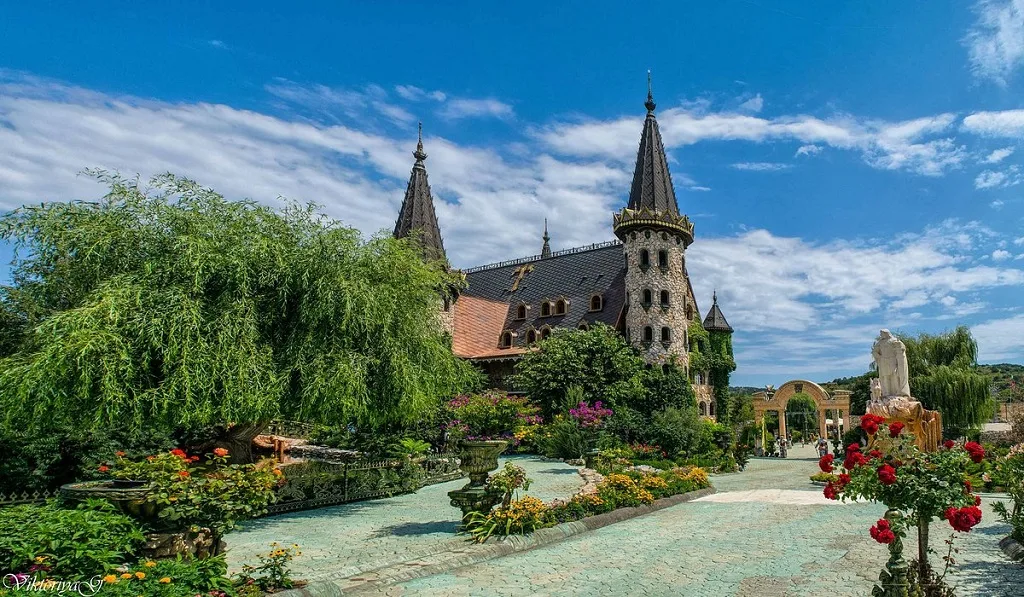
[[785, 392, 817, 439], [0, 172, 475, 435], [512, 324, 646, 417], [898, 326, 994, 431]]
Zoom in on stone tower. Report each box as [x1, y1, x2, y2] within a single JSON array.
[[613, 74, 695, 368], [393, 124, 456, 335]]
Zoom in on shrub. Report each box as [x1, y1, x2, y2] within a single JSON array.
[[649, 406, 707, 456], [464, 496, 551, 543], [993, 442, 1024, 542], [536, 416, 591, 460], [387, 438, 431, 458], [603, 406, 651, 445], [810, 472, 838, 483], [444, 392, 540, 442], [235, 542, 302, 593], [487, 462, 532, 507], [99, 555, 235, 597], [0, 500, 144, 579]]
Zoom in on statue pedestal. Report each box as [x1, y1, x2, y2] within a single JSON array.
[[867, 396, 943, 452]]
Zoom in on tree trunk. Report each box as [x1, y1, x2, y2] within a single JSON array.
[[917, 516, 930, 581]]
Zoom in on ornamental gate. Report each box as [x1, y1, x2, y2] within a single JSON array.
[[752, 380, 852, 442]]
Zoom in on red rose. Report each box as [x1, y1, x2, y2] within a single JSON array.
[[945, 505, 982, 532], [964, 479, 972, 493], [838, 473, 851, 488], [178, 470, 190, 478], [888, 422, 905, 437], [818, 454, 834, 473], [964, 442, 985, 464], [823, 483, 839, 500], [213, 448, 229, 457], [869, 449, 883, 460], [860, 414, 884, 435], [975, 495, 982, 506], [846, 443, 862, 454], [869, 519, 895, 544], [170, 448, 187, 459], [877, 464, 897, 485], [943, 439, 955, 449], [844, 451, 868, 470]]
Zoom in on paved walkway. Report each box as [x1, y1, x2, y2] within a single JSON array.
[[372, 445, 1024, 596], [225, 456, 583, 582]]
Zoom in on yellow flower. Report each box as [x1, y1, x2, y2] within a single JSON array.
[[159, 577, 171, 584], [34, 556, 46, 563], [103, 575, 118, 584], [143, 561, 157, 568], [134, 572, 145, 580], [120, 573, 133, 580]]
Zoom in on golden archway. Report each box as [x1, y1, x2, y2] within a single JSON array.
[[752, 380, 851, 440]]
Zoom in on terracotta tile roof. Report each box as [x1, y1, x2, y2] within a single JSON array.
[[452, 295, 527, 360]]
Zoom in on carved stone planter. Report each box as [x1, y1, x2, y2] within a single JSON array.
[[447, 440, 508, 523], [60, 481, 172, 531]]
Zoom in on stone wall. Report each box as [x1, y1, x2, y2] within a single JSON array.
[[621, 229, 690, 368]]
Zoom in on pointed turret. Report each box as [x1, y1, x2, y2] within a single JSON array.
[[702, 291, 733, 333], [613, 72, 693, 246], [394, 123, 447, 263], [541, 219, 552, 258]]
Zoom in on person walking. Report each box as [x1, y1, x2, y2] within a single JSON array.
[[816, 436, 829, 458]]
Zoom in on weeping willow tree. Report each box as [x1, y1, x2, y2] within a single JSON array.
[[898, 326, 994, 431], [0, 172, 475, 435]]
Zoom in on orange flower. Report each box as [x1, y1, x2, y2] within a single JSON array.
[[213, 448, 229, 457], [273, 469, 283, 476], [159, 577, 171, 584], [115, 451, 126, 457], [119, 573, 132, 580], [147, 455, 155, 461], [98, 465, 110, 473], [170, 448, 187, 459], [178, 470, 190, 478], [102, 575, 117, 584], [189, 455, 200, 462], [143, 561, 157, 568], [134, 572, 145, 580]]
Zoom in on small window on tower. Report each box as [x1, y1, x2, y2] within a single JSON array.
[[699, 402, 707, 416], [658, 250, 668, 269], [639, 249, 650, 269], [500, 331, 513, 348], [660, 290, 670, 307], [515, 304, 527, 320], [642, 289, 653, 307], [661, 327, 671, 343], [643, 326, 654, 342], [709, 402, 716, 417]]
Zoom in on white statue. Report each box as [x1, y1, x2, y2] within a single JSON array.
[[871, 329, 911, 399]]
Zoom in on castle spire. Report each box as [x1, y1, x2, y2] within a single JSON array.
[[628, 71, 677, 216], [394, 123, 447, 263], [541, 218, 552, 258], [703, 290, 733, 333]]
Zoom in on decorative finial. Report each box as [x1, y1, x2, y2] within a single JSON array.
[[713, 290, 717, 304], [541, 218, 552, 258], [413, 122, 427, 164], [645, 70, 656, 113], [543, 218, 549, 240]]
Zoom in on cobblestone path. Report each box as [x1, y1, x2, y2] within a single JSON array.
[[226, 456, 582, 582], [374, 445, 1024, 597]]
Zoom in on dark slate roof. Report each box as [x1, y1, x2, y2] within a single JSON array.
[[626, 78, 680, 216], [702, 292, 733, 333], [393, 125, 447, 263], [461, 242, 626, 349]]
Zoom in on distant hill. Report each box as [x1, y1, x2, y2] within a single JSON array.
[[977, 363, 1024, 401]]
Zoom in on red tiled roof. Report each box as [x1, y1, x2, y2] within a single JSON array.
[[452, 295, 527, 360]]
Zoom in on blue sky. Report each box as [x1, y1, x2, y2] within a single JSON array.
[[2, 1, 1024, 386]]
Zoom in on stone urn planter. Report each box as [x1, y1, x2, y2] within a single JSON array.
[[60, 480, 167, 528], [447, 439, 508, 522]]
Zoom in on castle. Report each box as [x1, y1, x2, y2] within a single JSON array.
[[392, 81, 734, 418]]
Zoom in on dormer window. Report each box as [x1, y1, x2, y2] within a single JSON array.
[[642, 289, 653, 308], [589, 294, 603, 312], [515, 303, 527, 320], [540, 326, 552, 340], [578, 322, 590, 331], [554, 298, 568, 316], [526, 329, 538, 344], [541, 302, 551, 317], [658, 250, 668, 269], [499, 331, 513, 348], [660, 290, 670, 308]]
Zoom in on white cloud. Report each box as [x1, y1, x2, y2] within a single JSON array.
[[992, 199, 1006, 209], [394, 85, 446, 102], [983, 147, 1015, 163], [738, 94, 764, 113], [731, 162, 792, 172], [975, 166, 1022, 188], [993, 249, 1013, 260], [438, 98, 514, 121], [795, 144, 822, 157], [1015, 236, 1024, 245], [973, 314, 1024, 361], [962, 109, 1024, 137], [689, 186, 712, 192], [964, 0, 1024, 85], [208, 40, 228, 50]]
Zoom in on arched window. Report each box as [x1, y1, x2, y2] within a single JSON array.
[[639, 249, 650, 268], [578, 322, 589, 331], [643, 326, 653, 342], [642, 289, 653, 307], [660, 290, 670, 307], [589, 294, 603, 311], [541, 302, 551, 317], [699, 402, 707, 416], [515, 304, 527, 320], [658, 250, 668, 268], [709, 401, 716, 417], [526, 329, 537, 344], [540, 326, 552, 340], [500, 331, 513, 348], [554, 298, 568, 316], [661, 326, 671, 342]]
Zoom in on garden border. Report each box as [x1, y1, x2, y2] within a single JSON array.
[[275, 485, 716, 596], [999, 536, 1024, 562]]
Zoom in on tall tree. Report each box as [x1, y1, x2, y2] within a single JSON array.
[[0, 172, 475, 434], [898, 326, 994, 431]]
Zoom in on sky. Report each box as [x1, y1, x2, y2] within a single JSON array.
[[1, 1, 1024, 387]]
